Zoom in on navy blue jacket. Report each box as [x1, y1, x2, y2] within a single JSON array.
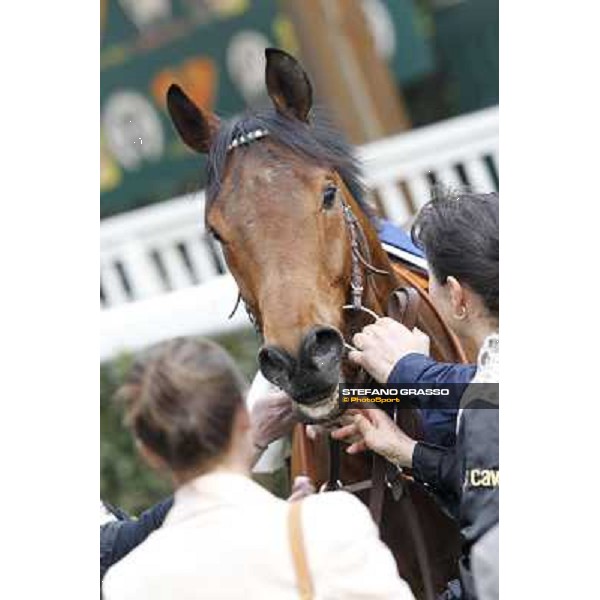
[[388, 354, 498, 599], [100, 497, 173, 582], [386, 353, 476, 446], [412, 400, 499, 600]]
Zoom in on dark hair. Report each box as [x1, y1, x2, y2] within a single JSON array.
[[411, 189, 499, 316], [117, 338, 248, 473]]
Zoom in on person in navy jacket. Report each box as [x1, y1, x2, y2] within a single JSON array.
[[334, 190, 499, 599], [388, 351, 475, 446], [377, 216, 476, 445], [100, 498, 173, 582]]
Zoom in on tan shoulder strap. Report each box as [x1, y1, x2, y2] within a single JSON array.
[[288, 501, 314, 600]]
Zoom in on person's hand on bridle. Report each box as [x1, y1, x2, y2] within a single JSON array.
[[348, 317, 430, 383], [250, 390, 296, 453], [331, 408, 417, 469]]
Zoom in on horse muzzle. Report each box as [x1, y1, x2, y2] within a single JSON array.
[[258, 325, 344, 421]]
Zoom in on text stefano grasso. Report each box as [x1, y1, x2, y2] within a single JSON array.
[[340, 387, 450, 396]]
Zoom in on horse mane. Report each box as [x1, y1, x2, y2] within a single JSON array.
[[206, 107, 375, 221]]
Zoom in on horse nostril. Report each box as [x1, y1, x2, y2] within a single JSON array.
[[302, 326, 344, 372], [258, 346, 294, 391]]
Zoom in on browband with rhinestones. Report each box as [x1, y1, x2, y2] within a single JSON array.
[[227, 128, 269, 151]]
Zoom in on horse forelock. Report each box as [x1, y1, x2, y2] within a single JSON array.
[[205, 108, 375, 222]]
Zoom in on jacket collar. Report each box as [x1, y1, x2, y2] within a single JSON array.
[[456, 333, 499, 432], [164, 470, 276, 526], [473, 333, 499, 384]]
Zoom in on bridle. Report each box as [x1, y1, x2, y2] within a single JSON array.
[[339, 193, 389, 351], [225, 130, 389, 351], [222, 129, 436, 599]]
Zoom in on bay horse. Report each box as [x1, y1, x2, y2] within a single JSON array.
[[166, 48, 470, 599]]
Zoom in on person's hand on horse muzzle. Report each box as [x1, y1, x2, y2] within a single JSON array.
[[250, 390, 296, 452]]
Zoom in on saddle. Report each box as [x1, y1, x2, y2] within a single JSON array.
[[378, 219, 428, 273]]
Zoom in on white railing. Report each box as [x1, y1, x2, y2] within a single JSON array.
[[363, 106, 498, 223], [100, 107, 498, 360]]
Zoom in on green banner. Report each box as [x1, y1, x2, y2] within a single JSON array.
[[101, 0, 433, 218]]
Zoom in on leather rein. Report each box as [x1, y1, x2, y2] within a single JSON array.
[[328, 184, 438, 600]]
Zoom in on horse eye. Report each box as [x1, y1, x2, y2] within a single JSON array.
[[322, 185, 338, 210], [208, 226, 224, 244]]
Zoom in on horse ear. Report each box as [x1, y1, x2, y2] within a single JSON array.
[[166, 84, 219, 154], [265, 48, 313, 122]]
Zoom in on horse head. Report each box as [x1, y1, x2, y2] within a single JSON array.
[[167, 49, 396, 422]]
